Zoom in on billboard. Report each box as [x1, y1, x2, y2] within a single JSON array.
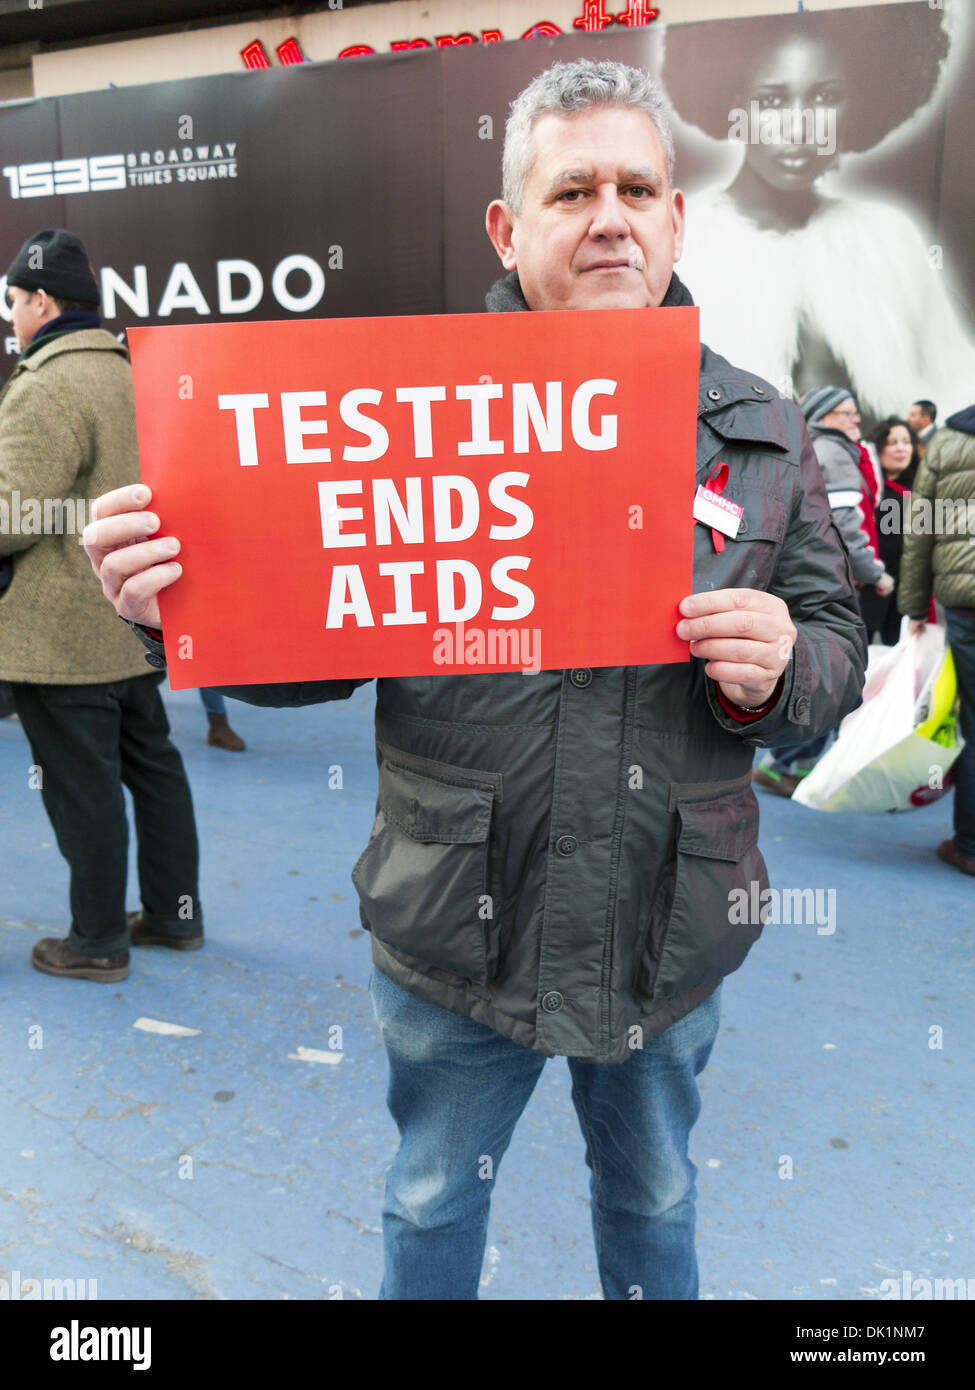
[[1, 2, 973, 423]]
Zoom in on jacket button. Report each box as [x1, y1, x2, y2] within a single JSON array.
[[707, 388, 721, 401], [794, 696, 809, 718], [569, 668, 592, 687], [541, 991, 564, 1013], [555, 835, 578, 856], [145, 654, 165, 669]]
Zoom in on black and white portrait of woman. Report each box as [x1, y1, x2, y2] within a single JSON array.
[[661, 1, 975, 423]]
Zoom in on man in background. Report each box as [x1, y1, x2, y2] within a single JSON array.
[[908, 400, 938, 454], [0, 228, 203, 980]]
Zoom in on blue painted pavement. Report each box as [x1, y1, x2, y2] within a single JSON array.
[[1, 683, 972, 1300]]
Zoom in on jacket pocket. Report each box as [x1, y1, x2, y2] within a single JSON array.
[[351, 752, 498, 983], [694, 485, 788, 592], [635, 778, 767, 1006], [726, 488, 788, 589]]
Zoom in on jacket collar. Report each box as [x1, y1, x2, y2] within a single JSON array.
[[21, 309, 102, 361], [810, 422, 855, 443], [485, 267, 696, 314], [14, 328, 127, 373], [809, 422, 862, 459]]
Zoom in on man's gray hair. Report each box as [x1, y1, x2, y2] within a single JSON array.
[[501, 59, 676, 213]]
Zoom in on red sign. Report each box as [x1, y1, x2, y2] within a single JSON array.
[[128, 309, 698, 690]]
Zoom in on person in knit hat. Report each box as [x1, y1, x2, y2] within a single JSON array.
[[4, 234, 247, 744], [1, 229, 205, 980], [797, 386, 893, 596], [754, 385, 894, 798], [5, 227, 100, 308]]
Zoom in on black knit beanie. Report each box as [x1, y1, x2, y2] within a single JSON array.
[[5, 228, 100, 305]]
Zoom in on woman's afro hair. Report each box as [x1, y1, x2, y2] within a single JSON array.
[[661, 6, 950, 154]]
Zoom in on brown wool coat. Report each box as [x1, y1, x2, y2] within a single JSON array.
[[0, 329, 150, 683]]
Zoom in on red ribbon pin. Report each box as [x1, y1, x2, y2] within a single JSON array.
[[703, 461, 730, 553]]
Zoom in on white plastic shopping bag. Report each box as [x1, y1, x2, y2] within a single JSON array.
[[793, 621, 963, 813]]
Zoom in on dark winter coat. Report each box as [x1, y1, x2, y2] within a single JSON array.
[[132, 272, 867, 1064], [808, 425, 885, 587], [898, 406, 975, 618]]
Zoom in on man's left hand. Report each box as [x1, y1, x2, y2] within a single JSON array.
[[676, 588, 797, 708]]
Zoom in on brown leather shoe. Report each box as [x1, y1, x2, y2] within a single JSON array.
[[752, 766, 800, 798], [31, 937, 130, 982], [127, 910, 203, 950], [937, 839, 975, 877], [207, 713, 246, 751]]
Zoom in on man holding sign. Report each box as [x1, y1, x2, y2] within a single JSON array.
[[84, 60, 866, 1299]]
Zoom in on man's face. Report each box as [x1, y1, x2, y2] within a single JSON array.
[[6, 285, 52, 351], [6, 283, 39, 350], [907, 404, 930, 433], [486, 106, 685, 312], [819, 399, 861, 442]]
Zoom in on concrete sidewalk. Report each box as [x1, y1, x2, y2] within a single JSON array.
[[1, 684, 972, 1300]]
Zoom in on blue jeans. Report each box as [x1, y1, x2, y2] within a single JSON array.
[[944, 608, 975, 858], [369, 965, 722, 1300], [766, 732, 830, 776], [200, 687, 225, 717]]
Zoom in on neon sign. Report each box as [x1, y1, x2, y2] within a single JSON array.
[[276, 38, 305, 66], [340, 11, 659, 59], [241, 9, 659, 69], [240, 40, 271, 70], [573, 1, 659, 31], [240, 36, 306, 68]]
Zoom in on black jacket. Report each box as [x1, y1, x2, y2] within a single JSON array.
[[133, 273, 867, 1063]]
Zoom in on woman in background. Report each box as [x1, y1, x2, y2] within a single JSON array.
[[861, 417, 922, 645]]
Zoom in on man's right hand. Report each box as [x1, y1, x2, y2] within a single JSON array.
[[82, 484, 182, 631], [875, 571, 895, 598]]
